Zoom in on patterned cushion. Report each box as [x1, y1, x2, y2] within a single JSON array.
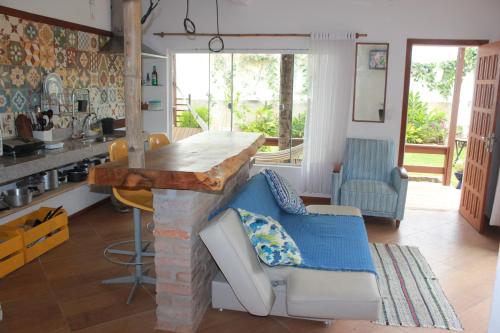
[[262, 169, 307, 215], [341, 180, 397, 214], [237, 208, 303, 267]]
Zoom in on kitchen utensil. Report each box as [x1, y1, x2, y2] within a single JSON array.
[[78, 159, 96, 173], [2, 137, 44, 156], [15, 114, 33, 138], [0, 201, 10, 212], [16, 176, 44, 196], [2, 187, 33, 207], [45, 206, 63, 221], [58, 171, 67, 184], [101, 118, 115, 135], [40, 169, 59, 191], [65, 168, 88, 182]]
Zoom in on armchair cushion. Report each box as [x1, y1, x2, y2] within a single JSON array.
[[340, 180, 397, 214]]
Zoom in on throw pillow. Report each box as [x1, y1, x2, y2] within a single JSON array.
[[262, 169, 308, 215], [237, 208, 303, 266]]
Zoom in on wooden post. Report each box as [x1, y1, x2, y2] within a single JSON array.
[[279, 54, 294, 152], [123, 0, 144, 168], [443, 47, 465, 185]]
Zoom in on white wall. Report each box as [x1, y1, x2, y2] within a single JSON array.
[[489, 246, 500, 333], [0, 0, 111, 30]]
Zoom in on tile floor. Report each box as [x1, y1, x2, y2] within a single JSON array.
[[0, 200, 499, 333]]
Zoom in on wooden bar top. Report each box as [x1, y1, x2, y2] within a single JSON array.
[[88, 131, 265, 192]]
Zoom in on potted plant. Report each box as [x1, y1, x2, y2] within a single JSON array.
[[454, 161, 464, 189]]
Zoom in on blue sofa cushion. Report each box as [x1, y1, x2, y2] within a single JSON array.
[[340, 179, 397, 214], [262, 169, 307, 215], [237, 208, 303, 267]]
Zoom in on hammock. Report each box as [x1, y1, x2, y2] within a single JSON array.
[[255, 144, 304, 164]]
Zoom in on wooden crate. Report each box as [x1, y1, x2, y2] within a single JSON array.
[[0, 228, 24, 278], [0, 207, 69, 263]]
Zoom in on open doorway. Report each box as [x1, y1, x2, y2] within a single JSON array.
[[399, 39, 488, 211]]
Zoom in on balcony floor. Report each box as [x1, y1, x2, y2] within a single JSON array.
[[406, 180, 462, 212]]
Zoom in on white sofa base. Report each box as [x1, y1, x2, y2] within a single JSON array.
[[212, 271, 332, 324]]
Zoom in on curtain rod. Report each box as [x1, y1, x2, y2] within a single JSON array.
[[154, 32, 368, 38]]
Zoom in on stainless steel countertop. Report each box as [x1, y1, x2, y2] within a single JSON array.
[[0, 133, 125, 185]]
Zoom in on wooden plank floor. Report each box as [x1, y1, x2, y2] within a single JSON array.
[[0, 202, 499, 333]]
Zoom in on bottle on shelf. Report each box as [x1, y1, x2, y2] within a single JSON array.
[[152, 65, 158, 86], [146, 73, 151, 85]]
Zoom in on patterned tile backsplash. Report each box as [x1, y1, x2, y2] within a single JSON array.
[[0, 13, 125, 138]]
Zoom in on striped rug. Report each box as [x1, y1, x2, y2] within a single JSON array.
[[370, 243, 463, 331]]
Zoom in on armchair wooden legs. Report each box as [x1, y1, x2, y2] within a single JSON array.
[[396, 220, 401, 228]]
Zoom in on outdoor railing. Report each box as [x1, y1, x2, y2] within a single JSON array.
[[404, 143, 450, 183], [263, 137, 304, 147]]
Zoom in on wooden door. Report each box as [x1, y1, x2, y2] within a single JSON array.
[[459, 41, 500, 232]]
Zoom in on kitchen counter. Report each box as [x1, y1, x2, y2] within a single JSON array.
[[88, 131, 264, 332], [0, 133, 125, 185], [88, 131, 265, 192]]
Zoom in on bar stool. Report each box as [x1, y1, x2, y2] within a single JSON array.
[[103, 139, 156, 304], [148, 132, 170, 150]]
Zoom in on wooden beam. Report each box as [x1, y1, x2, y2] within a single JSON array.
[[444, 47, 466, 186], [405, 144, 448, 155], [404, 165, 445, 174], [279, 54, 294, 152], [123, 0, 144, 168]]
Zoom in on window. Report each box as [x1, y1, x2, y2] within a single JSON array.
[[173, 53, 309, 165]]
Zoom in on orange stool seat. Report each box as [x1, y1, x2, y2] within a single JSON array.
[[113, 188, 153, 212], [148, 132, 170, 150]]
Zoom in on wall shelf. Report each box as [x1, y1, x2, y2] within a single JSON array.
[[0, 181, 87, 220]]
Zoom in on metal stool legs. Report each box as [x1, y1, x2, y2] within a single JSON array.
[[102, 208, 156, 304]]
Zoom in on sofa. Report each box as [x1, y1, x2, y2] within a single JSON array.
[[201, 173, 381, 322]]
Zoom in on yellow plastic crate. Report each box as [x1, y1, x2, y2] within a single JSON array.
[[0, 228, 24, 278], [0, 207, 69, 264]]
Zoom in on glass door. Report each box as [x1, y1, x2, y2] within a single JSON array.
[[209, 54, 233, 131]]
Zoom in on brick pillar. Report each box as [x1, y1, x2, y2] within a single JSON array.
[[152, 162, 250, 332]]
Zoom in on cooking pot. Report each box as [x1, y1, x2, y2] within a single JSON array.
[[2, 187, 33, 207], [66, 168, 88, 182], [40, 169, 59, 191]]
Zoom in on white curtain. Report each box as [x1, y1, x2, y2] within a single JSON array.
[[301, 32, 356, 196]]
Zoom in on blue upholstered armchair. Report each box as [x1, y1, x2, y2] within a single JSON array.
[[331, 138, 408, 227]]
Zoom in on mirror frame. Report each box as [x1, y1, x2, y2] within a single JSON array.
[[352, 42, 390, 123]]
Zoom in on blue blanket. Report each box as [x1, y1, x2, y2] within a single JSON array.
[[280, 213, 376, 275], [213, 173, 376, 276]]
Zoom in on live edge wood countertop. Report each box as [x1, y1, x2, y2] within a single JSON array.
[[88, 131, 265, 192]]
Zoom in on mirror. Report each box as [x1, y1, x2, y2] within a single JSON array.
[[353, 43, 389, 122]]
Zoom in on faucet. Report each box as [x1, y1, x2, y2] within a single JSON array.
[[82, 113, 98, 138]]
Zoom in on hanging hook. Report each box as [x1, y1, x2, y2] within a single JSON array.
[[208, 0, 224, 52], [141, 0, 160, 25], [183, 0, 196, 34]]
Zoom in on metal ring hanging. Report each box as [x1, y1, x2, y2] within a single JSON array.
[[209, 0, 224, 52], [209, 35, 224, 53], [183, 0, 196, 34]]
